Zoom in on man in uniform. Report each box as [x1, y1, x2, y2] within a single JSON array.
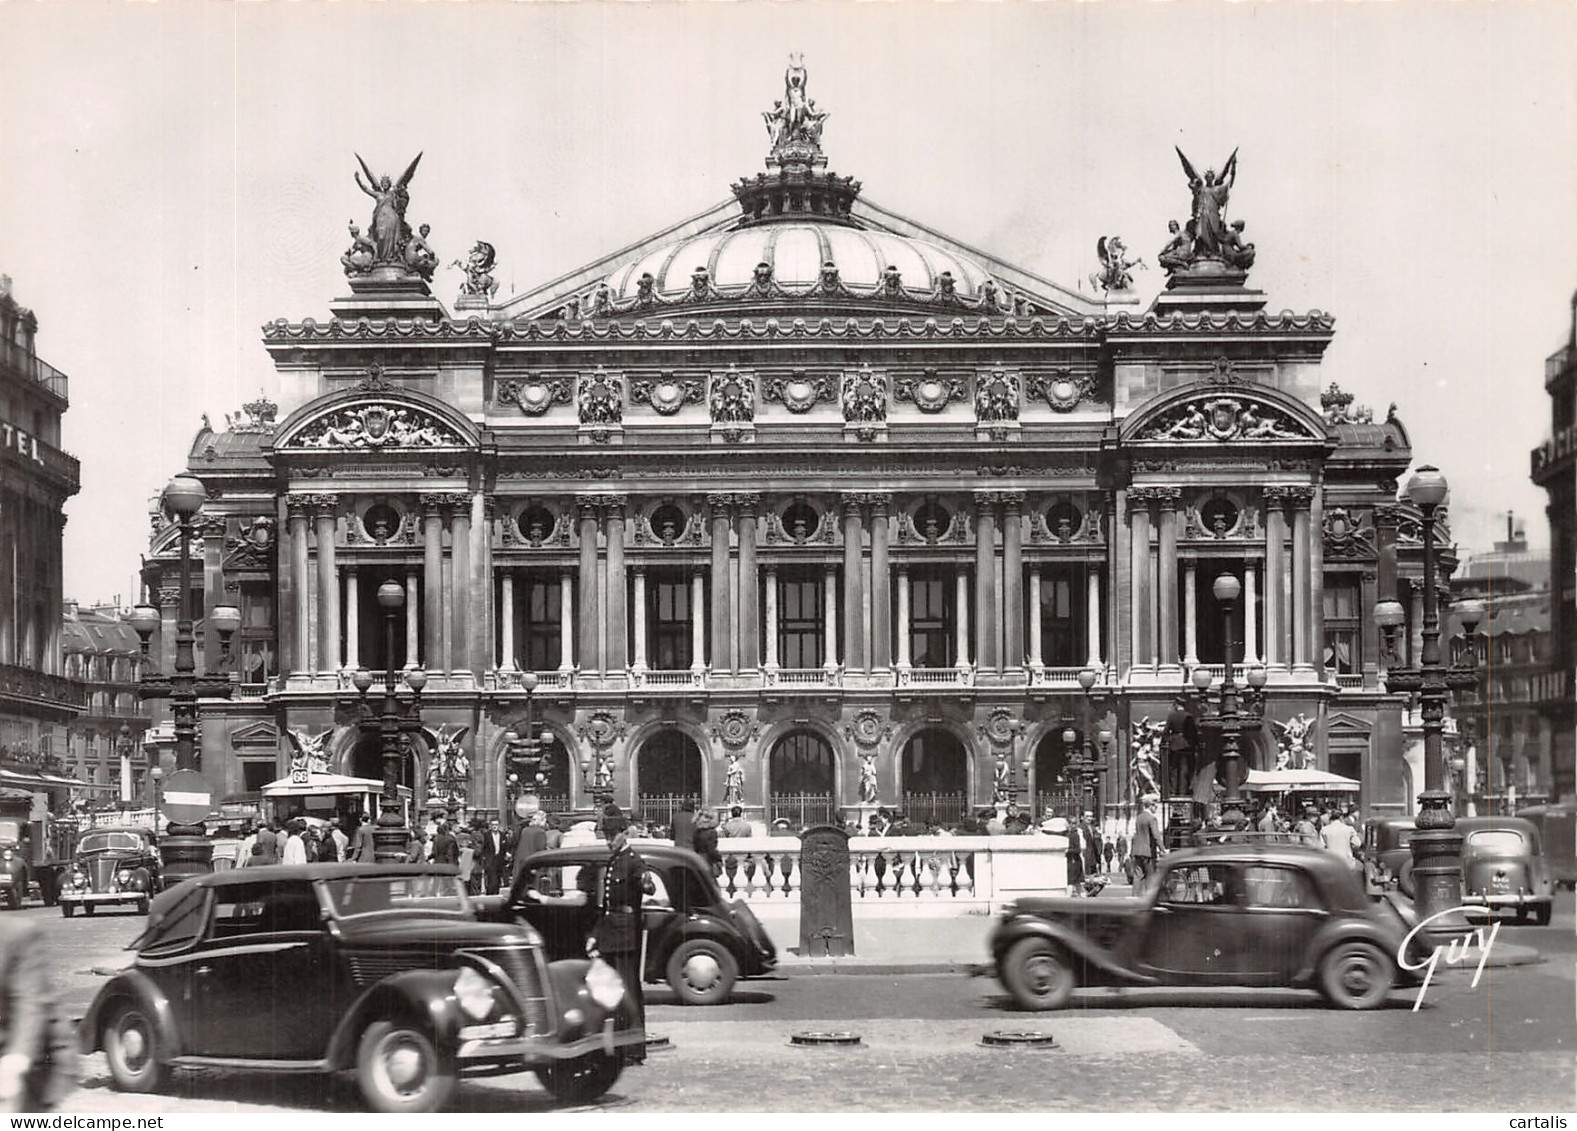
[[596, 815, 649, 1064]]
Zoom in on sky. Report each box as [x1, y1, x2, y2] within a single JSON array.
[[3, 1, 1574, 606]]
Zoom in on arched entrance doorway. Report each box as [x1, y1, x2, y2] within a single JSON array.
[[350, 731, 420, 794], [507, 737, 573, 816], [768, 731, 836, 828], [900, 729, 968, 827], [636, 730, 703, 831], [1034, 727, 1081, 819]]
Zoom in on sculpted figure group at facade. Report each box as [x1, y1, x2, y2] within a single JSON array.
[[762, 53, 829, 162], [347, 152, 429, 277], [1162, 147, 1255, 275]]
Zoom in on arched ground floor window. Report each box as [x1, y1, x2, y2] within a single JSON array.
[[900, 729, 968, 826], [768, 731, 836, 827]]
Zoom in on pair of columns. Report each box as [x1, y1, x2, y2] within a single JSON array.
[[706, 493, 761, 673], [285, 491, 480, 676], [1124, 484, 1317, 670]]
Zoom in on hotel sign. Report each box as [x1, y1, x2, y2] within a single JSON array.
[[0, 421, 44, 465]]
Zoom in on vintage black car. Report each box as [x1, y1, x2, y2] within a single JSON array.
[[1457, 816, 1554, 925], [78, 865, 641, 1112], [1361, 816, 1417, 897], [488, 844, 777, 1006], [58, 826, 161, 916], [991, 842, 1426, 1011]]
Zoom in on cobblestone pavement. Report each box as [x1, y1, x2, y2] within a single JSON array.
[[26, 899, 1577, 1113]]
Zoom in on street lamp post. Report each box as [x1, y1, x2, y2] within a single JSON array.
[[1190, 573, 1268, 832], [1454, 599, 1485, 814], [129, 476, 241, 879], [352, 582, 428, 862], [577, 745, 615, 813], [149, 766, 164, 828], [1073, 666, 1111, 817], [504, 672, 556, 829], [1381, 465, 1480, 933], [116, 724, 134, 809]]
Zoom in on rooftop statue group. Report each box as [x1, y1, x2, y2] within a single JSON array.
[[762, 52, 830, 162], [341, 152, 438, 282], [1159, 147, 1256, 275]]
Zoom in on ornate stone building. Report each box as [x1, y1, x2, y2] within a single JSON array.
[[60, 603, 153, 800], [140, 63, 1456, 826], [1531, 287, 1576, 801], [0, 275, 84, 779]]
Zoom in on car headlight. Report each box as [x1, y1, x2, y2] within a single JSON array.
[[454, 966, 502, 1021], [117, 870, 131, 884]]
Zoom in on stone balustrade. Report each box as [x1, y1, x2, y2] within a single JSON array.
[[693, 835, 1070, 917]]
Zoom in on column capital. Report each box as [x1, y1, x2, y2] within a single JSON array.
[[706, 491, 734, 517], [840, 492, 867, 517], [732, 491, 762, 515], [419, 491, 462, 515], [1284, 485, 1316, 509], [1151, 486, 1182, 510], [587, 493, 627, 514], [863, 491, 893, 514], [1126, 486, 1162, 510], [1373, 503, 1404, 528], [198, 515, 228, 539], [158, 586, 181, 608]]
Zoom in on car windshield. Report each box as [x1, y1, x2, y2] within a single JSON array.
[[1465, 830, 1530, 854], [318, 874, 471, 920], [79, 832, 147, 854]]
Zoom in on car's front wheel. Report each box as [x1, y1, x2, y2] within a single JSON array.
[[355, 1020, 456, 1114], [104, 1004, 169, 1093], [666, 937, 738, 1006], [136, 896, 150, 916], [1319, 942, 1395, 1010], [535, 1053, 621, 1104], [1531, 901, 1553, 926], [60, 902, 74, 918], [999, 937, 1075, 1011]]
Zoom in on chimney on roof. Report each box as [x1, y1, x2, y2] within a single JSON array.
[[0, 275, 10, 298]]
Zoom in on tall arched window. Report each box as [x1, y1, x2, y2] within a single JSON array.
[[636, 731, 703, 830], [768, 731, 836, 827], [900, 729, 968, 827]]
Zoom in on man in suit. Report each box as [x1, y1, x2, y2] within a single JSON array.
[[670, 799, 696, 852], [431, 821, 459, 866], [1081, 811, 1104, 878], [478, 818, 512, 894], [1131, 795, 1165, 884], [349, 812, 377, 862], [510, 812, 549, 886]]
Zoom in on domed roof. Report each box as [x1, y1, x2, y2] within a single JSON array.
[[601, 221, 1002, 302]]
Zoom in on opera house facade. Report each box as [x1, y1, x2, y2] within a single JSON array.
[[138, 65, 1456, 830]]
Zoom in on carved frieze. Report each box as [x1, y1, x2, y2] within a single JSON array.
[[496, 375, 574, 416], [293, 404, 466, 449], [708, 367, 756, 424], [1026, 370, 1097, 412], [893, 371, 968, 413], [1138, 396, 1315, 442], [763, 371, 836, 413], [630, 373, 705, 416], [577, 368, 624, 425], [840, 365, 888, 425], [974, 368, 1021, 423]]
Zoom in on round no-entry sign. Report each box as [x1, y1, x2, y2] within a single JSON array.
[[160, 770, 212, 826]]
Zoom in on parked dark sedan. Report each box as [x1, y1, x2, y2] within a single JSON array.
[[1457, 816, 1554, 925], [991, 842, 1426, 1011], [78, 865, 641, 1112], [487, 844, 777, 1005], [58, 826, 161, 917]]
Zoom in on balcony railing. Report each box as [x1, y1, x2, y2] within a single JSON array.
[[0, 339, 69, 401], [484, 669, 576, 691], [0, 663, 87, 709], [764, 666, 841, 688], [896, 665, 971, 688], [1532, 423, 1575, 482], [630, 668, 704, 689]]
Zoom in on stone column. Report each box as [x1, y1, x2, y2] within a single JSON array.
[[1002, 491, 1024, 668], [955, 569, 971, 669], [631, 568, 648, 672], [691, 571, 707, 671], [1128, 488, 1154, 671], [558, 574, 574, 671], [1155, 487, 1180, 670], [287, 497, 311, 674], [763, 567, 779, 671], [973, 494, 997, 670], [1086, 566, 1103, 670], [1359, 568, 1379, 686], [1263, 488, 1288, 667], [603, 497, 628, 671], [737, 493, 760, 672], [709, 494, 732, 671], [823, 565, 840, 670], [404, 571, 419, 668], [896, 566, 912, 670], [499, 571, 516, 671], [450, 498, 472, 674], [1408, 580, 1425, 670], [420, 494, 446, 671], [314, 495, 339, 674], [475, 496, 493, 675], [578, 502, 600, 673], [1183, 562, 1200, 666], [1289, 487, 1315, 671], [866, 494, 891, 671], [840, 495, 865, 670], [344, 567, 360, 671], [1243, 565, 1260, 665], [1026, 569, 1043, 669]]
